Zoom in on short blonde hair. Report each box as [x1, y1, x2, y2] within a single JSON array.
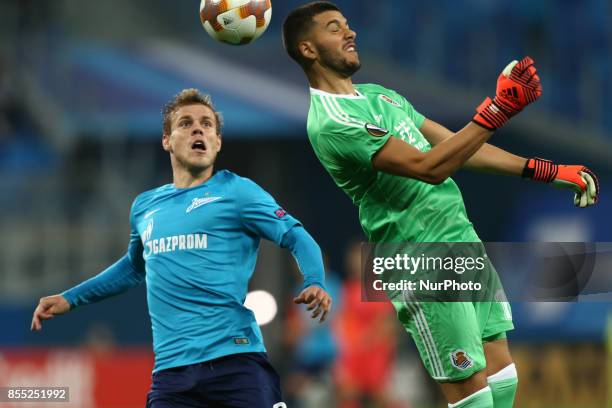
[[162, 88, 224, 135]]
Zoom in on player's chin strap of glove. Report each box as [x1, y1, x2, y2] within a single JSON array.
[[522, 158, 600, 208], [473, 56, 543, 131]]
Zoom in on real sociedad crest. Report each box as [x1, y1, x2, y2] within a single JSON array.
[[450, 349, 473, 370]]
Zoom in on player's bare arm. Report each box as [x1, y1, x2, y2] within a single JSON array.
[[419, 118, 600, 207], [372, 57, 542, 184], [372, 122, 493, 184], [31, 294, 70, 331], [420, 118, 526, 176]]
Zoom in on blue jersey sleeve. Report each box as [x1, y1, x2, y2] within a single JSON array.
[[62, 199, 146, 308], [281, 226, 326, 290], [237, 178, 301, 245]]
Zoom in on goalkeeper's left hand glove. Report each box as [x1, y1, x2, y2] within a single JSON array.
[[522, 158, 600, 208]]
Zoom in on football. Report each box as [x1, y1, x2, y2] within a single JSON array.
[[200, 0, 272, 45]]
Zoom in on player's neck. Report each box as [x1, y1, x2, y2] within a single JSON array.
[[307, 70, 356, 96], [172, 166, 215, 189]]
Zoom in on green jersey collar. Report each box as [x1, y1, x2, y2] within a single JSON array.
[[310, 87, 365, 99]]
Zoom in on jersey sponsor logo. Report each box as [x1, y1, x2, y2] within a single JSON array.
[[394, 119, 428, 151], [395, 120, 416, 144], [275, 208, 286, 218], [450, 349, 473, 370], [365, 123, 389, 137], [186, 196, 222, 213], [380, 94, 400, 107], [144, 208, 161, 219], [140, 212, 207, 257], [374, 114, 383, 123], [144, 233, 208, 256]]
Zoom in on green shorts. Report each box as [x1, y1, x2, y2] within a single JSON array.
[[392, 296, 513, 382]]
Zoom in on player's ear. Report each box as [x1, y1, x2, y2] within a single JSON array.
[[299, 40, 317, 63], [162, 133, 171, 152], [215, 132, 222, 153]]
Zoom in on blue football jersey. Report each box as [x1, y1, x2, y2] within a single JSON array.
[[128, 170, 301, 372]]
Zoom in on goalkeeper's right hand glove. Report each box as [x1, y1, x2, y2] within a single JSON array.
[[522, 158, 600, 208], [473, 56, 543, 131]]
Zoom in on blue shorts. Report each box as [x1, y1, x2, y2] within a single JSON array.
[[146, 352, 285, 408]]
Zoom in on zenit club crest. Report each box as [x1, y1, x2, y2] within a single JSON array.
[[380, 94, 400, 107], [450, 349, 473, 370], [142, 219, 154, 244], [365, 123, 389, 137]]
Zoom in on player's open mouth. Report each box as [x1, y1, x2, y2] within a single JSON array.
[[344, 43, 357, 52], [192, 141, 207, 151]]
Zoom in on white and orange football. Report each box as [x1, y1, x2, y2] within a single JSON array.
[[200, 0, 272, 45]]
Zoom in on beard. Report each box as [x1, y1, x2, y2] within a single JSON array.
[[318, 46, 361, 78]]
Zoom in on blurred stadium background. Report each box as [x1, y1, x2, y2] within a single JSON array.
[[0, 0, 611, 407]]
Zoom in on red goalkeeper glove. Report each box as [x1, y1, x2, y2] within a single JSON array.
[[522, 158, 600, 208], [473, 56, 543, 130]]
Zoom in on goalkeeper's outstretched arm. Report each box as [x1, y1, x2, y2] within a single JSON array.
[[420, 118, 526, 176], [420, 118, 599, 208], [372, 57, 541, 184], [372, 122, 494, 184]]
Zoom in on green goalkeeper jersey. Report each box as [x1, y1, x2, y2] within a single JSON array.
[[307, 83, 479, 243]]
